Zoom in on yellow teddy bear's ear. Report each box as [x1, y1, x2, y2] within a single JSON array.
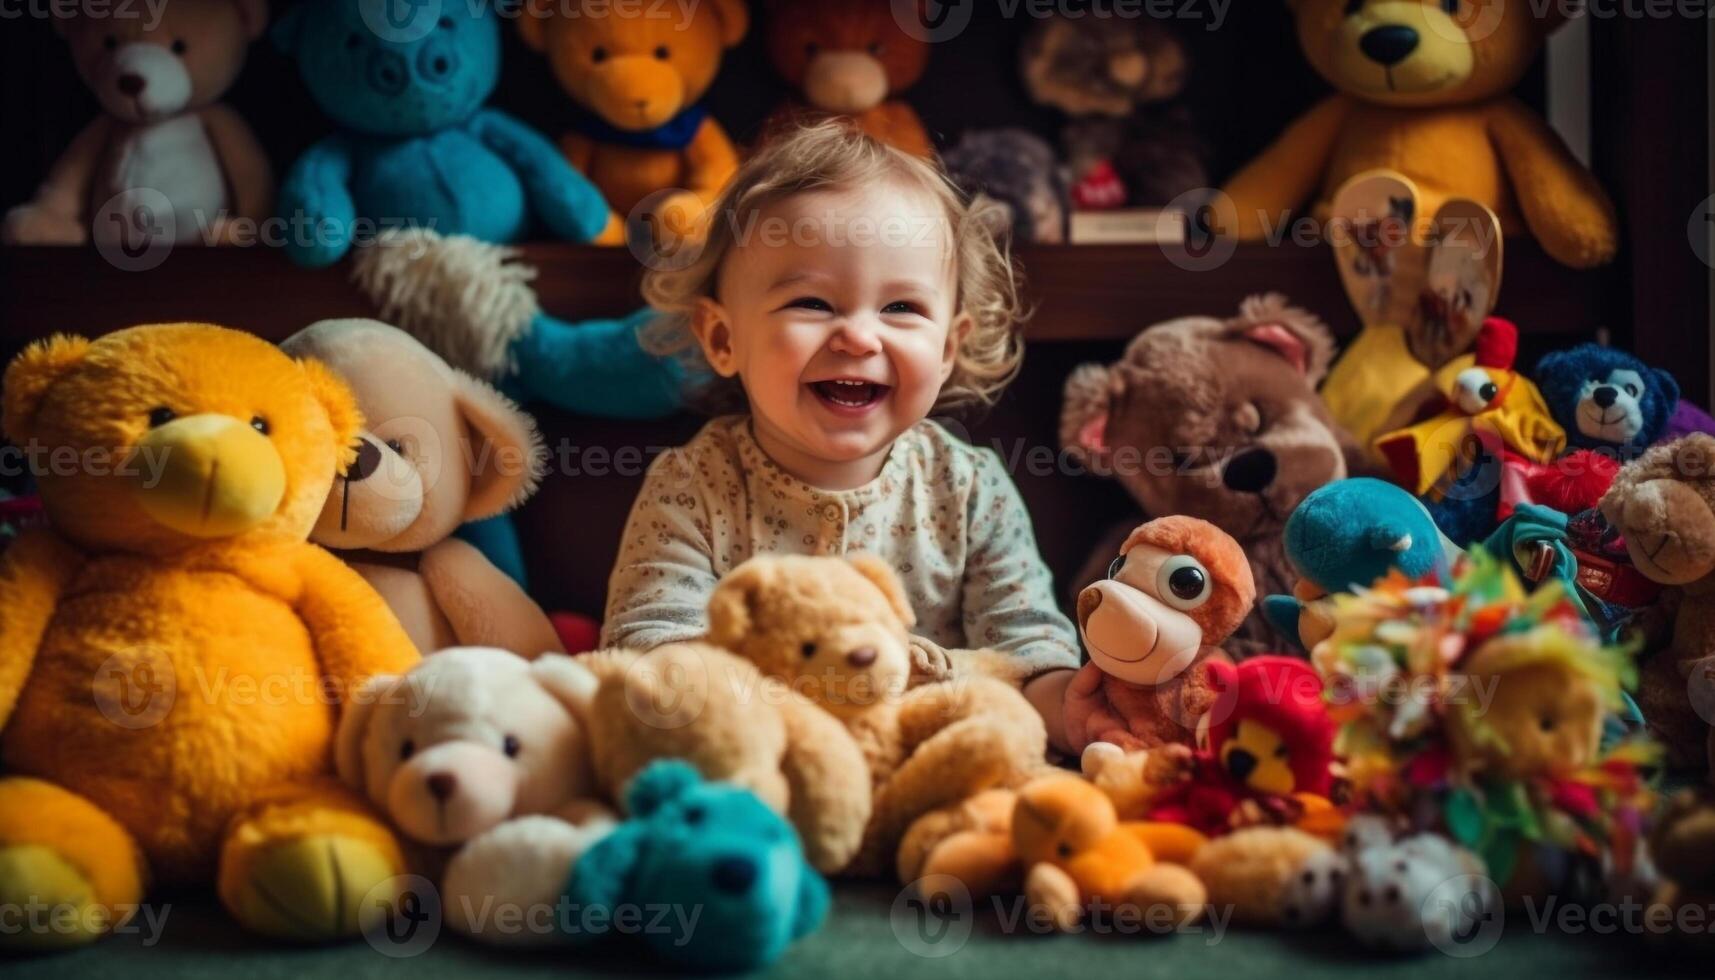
[[846, 553, 917, 629], [295, 357, 365, 470], [2, 333, 92, 444]]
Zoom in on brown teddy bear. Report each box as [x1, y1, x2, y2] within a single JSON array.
[[0, 323, 419, 948], [1646, 787, 1715, 950], [1220, 0, 1616, 269], [1019, 13, 1206, 209], [519, 0, 748, 238], [706, 554, 1049, 876], [1061, 294, 1369, 655], [763, 0, 934, 157], [282, 319, 561, 658], [570, 641, 873, 875], [1601, 434, 1715, 772], [3, 0, 272, 247]]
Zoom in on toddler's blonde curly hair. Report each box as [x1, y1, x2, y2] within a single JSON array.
[[640, 120, 1026, 413]]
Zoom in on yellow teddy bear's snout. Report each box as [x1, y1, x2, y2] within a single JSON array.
[[1327, 2, 1476, 99], [131, 412, 286, 538], [583, 59, 688, 131]]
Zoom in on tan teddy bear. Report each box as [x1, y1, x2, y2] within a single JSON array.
[[4, 0, 272, 246], [570, 641, 873, 875], [705, 554, 1049, 877]]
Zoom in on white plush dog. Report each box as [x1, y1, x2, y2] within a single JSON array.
[[337, 647, 614, 945]]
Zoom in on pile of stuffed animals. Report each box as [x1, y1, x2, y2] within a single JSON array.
[[7, 0, 1715, 971]]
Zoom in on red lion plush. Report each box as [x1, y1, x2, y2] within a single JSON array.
[[1145, 656, 1337, 836]]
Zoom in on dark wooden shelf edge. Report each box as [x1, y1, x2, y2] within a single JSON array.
[[0, 239, 1617, 348]]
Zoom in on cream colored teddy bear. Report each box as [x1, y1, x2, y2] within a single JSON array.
[[335, 647, 613, 945]]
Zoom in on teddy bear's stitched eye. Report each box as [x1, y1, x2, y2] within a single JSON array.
[[104, 35, 117, 51], [1057, 842, 1074, 858], [503, 734, 521, 758], [1344, 0, 1363, 14], [868, 42, 883, 56], [437, 16, 453, 29], [171, 39, 186, 55], [684, 805, 705, 824], [654, 45, 670, 60], [1441, 0, 1459, 12], [1539, 715, 1556, 732], [1625, 383, 1639, 397], [399, 739, 415, 761], [592, 46, 609, 63], [250, 416, 269, 435], [805, 42, 819, 57], [801, 642, 817, 659], [386, 438, 405, 457], [148, 407, 176, 428]]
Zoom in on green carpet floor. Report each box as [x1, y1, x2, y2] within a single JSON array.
[[3, 882, 1704, 979]]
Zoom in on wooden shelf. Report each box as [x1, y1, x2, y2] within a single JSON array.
[[0, 238, 1616, 350]]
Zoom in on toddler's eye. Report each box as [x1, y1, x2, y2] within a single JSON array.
[[785, 297, 833, 312], [881, 301, 922, 316]]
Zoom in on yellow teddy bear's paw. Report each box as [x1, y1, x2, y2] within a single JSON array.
[[220, 833, 402, 943], [0, 844, 114, 950]]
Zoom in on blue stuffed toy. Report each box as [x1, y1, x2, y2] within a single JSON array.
[[1263, 477, 1457, 649], [272, 0, 617, 267], [561, 760, 828, 972], [1534, 343, 1679, 455]]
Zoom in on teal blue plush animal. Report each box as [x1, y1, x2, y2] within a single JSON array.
[[273, 0, 616, 267], [1264, 477, 1457, 649], [563, 760, 828, 972]]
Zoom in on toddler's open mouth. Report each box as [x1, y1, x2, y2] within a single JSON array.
[[809, 379, 891, 414]]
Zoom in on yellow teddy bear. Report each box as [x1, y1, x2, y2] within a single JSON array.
[[706, 554, 1050, 876], [0, 324, 419, 948], [519, 0, 748, 241], [1221, 0, 1616, 268]]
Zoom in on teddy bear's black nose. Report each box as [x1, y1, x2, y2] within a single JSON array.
[[711, 856, 757, 895], [1360, 25, 1420, 67], [1592, 385, 1619, 409], [1225, 748, 1258, 782], [426, 771, 458, 801], [1222, 448, 1277, 494], [346, 438, 383, 482], [117, 74, 146, 96], [846, 647, 877, 668]]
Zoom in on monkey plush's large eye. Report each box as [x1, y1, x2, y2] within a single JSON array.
[[1157, 555, 1211, 610], [1452, 367, 1501, 415], [1107, 554, 1126, 580]]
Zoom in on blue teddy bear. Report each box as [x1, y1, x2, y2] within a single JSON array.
[[562, 760, 829, 972], [272, 0, 617, 267], [1534, 343, 1679, 455], [1263, 478, 1456, 649]]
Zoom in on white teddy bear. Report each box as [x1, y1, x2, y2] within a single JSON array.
[[336, 647, 615, 945], [1281, 814, 1497, 952]]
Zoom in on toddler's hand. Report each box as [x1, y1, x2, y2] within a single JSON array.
[[1062, 661, 1138, 752]]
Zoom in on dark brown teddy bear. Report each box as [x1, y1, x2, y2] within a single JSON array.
[[1061, 294, 1369, 656]]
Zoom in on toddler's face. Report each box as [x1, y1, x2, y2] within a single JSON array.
[[694, 181, 967, 484]]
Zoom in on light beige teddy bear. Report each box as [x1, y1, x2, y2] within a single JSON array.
[[282, 319, 562, 658], [705, 554, 1050, 876], [335, 647, 614, 945]]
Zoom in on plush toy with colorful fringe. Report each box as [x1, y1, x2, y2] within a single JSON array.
[[1375, 318, 1567, 546], [1311, 551, 1655, 900]]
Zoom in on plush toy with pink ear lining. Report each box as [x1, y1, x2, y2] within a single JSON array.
[[282, 319, 563, 658], [1060, 294, 1369, 657]]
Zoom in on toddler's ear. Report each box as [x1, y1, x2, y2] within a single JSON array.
[[691, 298, 739, 378], [941, 312, 974, 381]]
